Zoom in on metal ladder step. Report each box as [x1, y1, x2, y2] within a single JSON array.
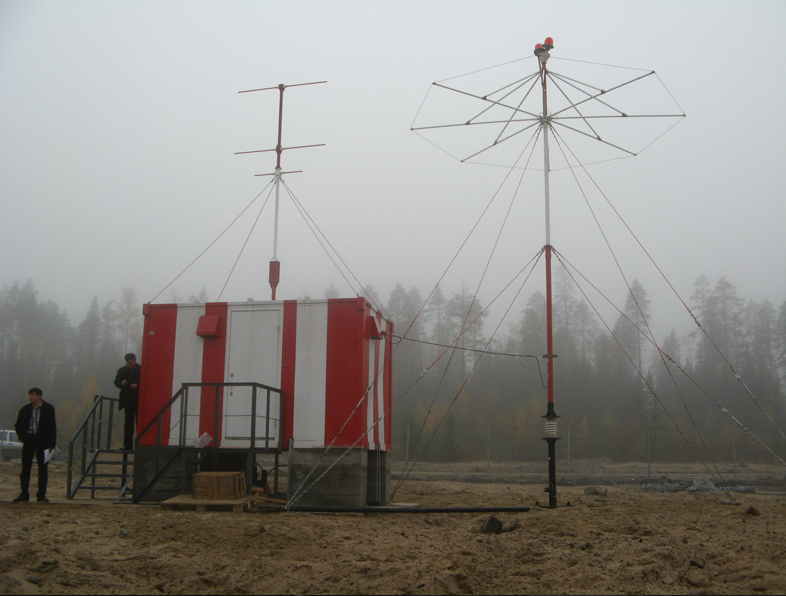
[[73, 485, 131, 492], [83, 472, 132, 479], [90, 461, 135, 466]]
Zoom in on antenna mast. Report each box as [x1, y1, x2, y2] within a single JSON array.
[[409, 36, 684, 510], [236, 81, 326, 300], [535, 37, 560, 509]]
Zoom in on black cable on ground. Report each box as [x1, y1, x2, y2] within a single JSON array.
[[284, 506, 531, 514]]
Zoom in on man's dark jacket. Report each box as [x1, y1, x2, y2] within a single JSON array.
[[114, 364, 141, 411], [14, 401, 57, 450]]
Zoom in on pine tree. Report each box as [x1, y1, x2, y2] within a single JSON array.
[[776, 300, 786, 383], [518, 291, 546, 355], [690, 274, 714, 377], [437, 411, 460, 462], [445, 285, 488, 381], [362, 285, 383, 311], [323, 283, 340, 299], [612, 279, 651, 376], [743, 299, 783, 417], [426, 286, 449, 354], [76, 297, 101, 376], [117, 286, 142, 355], [712, 277, 746, 360]]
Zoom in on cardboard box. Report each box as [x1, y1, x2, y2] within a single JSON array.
[[192, 472, 246, 500]]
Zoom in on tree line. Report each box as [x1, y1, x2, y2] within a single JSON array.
[[373, 272, 786, 466], [2, 274, 785, 466], [0, 281, 144, 440]]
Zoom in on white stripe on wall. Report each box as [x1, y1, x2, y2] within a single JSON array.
[[367, 333, 376, 446], [293, 302, 328, 448], [170, 305, 205, 445]]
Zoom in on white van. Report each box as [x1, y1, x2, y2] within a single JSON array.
[[0, 430, 23, 461]]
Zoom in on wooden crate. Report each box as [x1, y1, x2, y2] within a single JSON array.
[[192, 472, 246, 500]]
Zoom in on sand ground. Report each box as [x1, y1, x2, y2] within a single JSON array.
[[1, 459, 785, 595]]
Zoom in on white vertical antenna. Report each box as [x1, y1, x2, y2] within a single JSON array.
[[235, 81, 326, 300]]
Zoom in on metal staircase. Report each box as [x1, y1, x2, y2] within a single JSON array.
[[66, 396, 135, 500], [67, 383, 284, 503]]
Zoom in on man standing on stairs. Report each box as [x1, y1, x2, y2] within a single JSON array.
[[115, 353, 141, 450], [13, 387, 57, 503]]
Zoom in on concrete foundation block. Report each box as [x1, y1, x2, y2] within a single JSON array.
[[288, 448, 390, 507]]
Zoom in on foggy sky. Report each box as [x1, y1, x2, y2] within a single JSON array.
[[2, 1, 785, 345]]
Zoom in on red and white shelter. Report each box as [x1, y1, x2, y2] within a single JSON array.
[[138, 297, 393, 452]]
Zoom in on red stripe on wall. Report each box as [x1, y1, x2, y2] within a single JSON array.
[[138, 305, 178, 447], [281, 300, 297, 445], [200, 303, 228, 446], [384, 318, 394, 450], [325, 299, 367, 448], [359, 298, 371, 449]]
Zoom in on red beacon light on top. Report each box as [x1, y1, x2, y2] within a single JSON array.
[[534, 38, 554, 58]]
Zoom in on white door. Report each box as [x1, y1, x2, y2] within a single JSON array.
[[224, 308, 282, 445]]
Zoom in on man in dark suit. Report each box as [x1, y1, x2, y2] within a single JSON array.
[[114, 353, 141, 450], [14, 387, 57, 503]]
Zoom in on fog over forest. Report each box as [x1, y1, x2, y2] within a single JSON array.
[[2, 272, 785, 469], [2, 2, 786, 470]]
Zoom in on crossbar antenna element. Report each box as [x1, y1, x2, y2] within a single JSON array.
[[236, 80, 326, 300]]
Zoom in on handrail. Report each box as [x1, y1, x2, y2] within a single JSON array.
[[67, 395, 121, 499], [132, 381, 284, 503], [135, 383, 283, 449], [67, 383, 286, 501], [68, 394, 118, 444], [135, 387, 184, 441]]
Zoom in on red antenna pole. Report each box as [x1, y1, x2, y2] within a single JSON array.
[[236, 81, 326, 300], [270, 84, 285, 301]]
